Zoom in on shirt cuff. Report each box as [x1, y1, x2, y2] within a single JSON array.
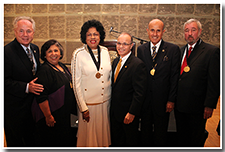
[[26, 83, 29, 93]]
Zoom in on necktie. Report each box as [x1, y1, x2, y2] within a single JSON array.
[[180, 46, 192, 75], [26, 48, 35, 75], [114, 58, 122, 83], [152, 46, 157, 62]]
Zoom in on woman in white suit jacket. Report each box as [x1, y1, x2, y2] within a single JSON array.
[[71, 19, 111, 147]]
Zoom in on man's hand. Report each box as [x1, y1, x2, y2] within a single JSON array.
[[166, 101, 174, 113], [123, 113, 135, 124], [28, 77, 44, 95], [204, 107, 213, 119]]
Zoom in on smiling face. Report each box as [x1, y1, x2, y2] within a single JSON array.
[[116, 33, 133, 58], [147, 19, 165, 46], [86, 27, 100, 50], [45, 45, 61, 66], [14, 19, 34, 47]]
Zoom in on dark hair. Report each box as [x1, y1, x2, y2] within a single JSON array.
[[80, 19, 105, 44], [41, 39, 63, 61]]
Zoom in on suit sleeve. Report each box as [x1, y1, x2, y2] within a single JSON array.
[[129, 61, 147, 116], [204, 47, 220, 108], [71, 50, 88, 112], [168, 45, 181, 102]]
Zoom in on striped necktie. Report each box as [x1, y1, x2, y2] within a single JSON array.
[[114, 58, 122, 83], [152, 46, 157, 62], [26, 48, 35, 75]]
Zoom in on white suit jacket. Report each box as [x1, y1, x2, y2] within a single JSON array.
[[71, 44, 112, 112]]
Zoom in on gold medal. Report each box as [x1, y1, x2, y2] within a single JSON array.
[[184, 66, 190, 72], [150, 69, 155, 76], [95, 72, 101, 79]]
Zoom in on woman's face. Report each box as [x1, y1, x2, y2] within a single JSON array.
[[45, 44, 61, 66], [86, 27, 100, 49]]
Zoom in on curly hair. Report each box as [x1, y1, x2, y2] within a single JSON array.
[[80, 19, 105, 44], [41, 39, 64, 62]]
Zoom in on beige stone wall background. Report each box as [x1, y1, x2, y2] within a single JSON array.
[[4, 4, 220, 64]]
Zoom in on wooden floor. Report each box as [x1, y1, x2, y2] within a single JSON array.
[[204, 97, 221, 147]]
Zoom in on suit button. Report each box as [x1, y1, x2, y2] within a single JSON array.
[[102, 88, 104, 90], [102, 81, 104, 83], [85, 89, 87, 91], [179, 79, 181, 81], [101, 94, 103, 96]]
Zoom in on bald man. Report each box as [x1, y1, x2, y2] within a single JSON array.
[[137, 19, 180, 146]]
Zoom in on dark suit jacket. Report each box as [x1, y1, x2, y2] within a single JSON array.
[[111, 53, 147, 122], [4, 38, 40, 120], [137, 40, 180, 116], [176, 39, 220, 113]]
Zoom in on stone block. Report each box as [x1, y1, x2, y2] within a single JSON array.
[[214, 4, 220, 16], [84, 4, 101, 13], [176, 4, 194, 15], [15, 4, 31, 14], [32, 4, 47, 13], [158, 4, 175, 14], [211, 18, 220, 44], [49, 4, 65, 13], [137, 16, 154, 41], [83, 15, 100, 23], [120, 15, 137, 37], [102, 15, 119, 39], [4, 4, 14, 14], [66, 4, 83, 13], [66, 41, 83, 63], [138, 4, 157, 14], [157, 16, 176, 42], [4, 17, 14, 39], [33, 16, 48, 39], [120, 4, 138, 13], [199, 18, 213, 42], [195, 4, 214, 16], [66, 16, 82, 39], [174, 17, 190, 44], [49, 16, 65, 39], [102, 4, 119, 12]]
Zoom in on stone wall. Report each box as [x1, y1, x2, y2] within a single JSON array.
[[4, 4, 220, 64]]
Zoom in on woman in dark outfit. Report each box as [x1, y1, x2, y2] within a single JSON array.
[[32, 39, 77, 147]]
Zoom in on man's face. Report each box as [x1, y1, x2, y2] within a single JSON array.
[[14, 19, 34, 47], [147, 20, 165, 45], [116, 34, 133, 58], [184, 22, 202, 45]]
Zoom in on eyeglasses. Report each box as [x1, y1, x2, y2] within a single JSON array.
[[116, 42, 132, 46]]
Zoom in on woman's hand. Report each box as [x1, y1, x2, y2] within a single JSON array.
[[45, 115, 56, 127], [82, 110, 90, 123]]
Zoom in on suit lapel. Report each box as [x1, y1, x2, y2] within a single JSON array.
[[154, 40, 166, 68], [114, 54, 132, 85], [13, 39, 33, 75], [188, 41, 204, 66]]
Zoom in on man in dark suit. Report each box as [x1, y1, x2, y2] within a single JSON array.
[[137, 19, 180, 146], [174, 18, 220, 147], [4, 16, 44, 146], [110, 32, 147, 146]]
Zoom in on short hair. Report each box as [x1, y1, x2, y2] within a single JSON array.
[[183, 19, 202, 30], [120, 32, 133, 43], [80, 19, 105, 44], [13, 16, 36, 31], [41, 39, 64, 62]]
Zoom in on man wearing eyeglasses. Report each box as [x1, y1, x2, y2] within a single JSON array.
[[110, 32, 147, 146], [137, 19, 181, 146]]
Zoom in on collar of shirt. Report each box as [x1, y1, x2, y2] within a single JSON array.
[[181, 41, 198, 66], [114, 51, 131, 75], [150, 39, 162, 55], [20, 44, 31, 54]]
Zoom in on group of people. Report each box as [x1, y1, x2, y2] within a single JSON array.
[[4, 16, 220, 148]]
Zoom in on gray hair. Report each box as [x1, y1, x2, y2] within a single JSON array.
[[183, 19, 202, 31], [13, 16, 35, 31]]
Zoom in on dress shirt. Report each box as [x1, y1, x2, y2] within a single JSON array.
[[181, 42, 197, 66], [21, 44, 37, 93], [114, 51, 131, 76], [150, 39, 162, 56]]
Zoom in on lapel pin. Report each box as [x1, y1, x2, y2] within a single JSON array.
[[162, 49, 165, 52], [34, 50, 36, 53], [125, 66, 127, 68]]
